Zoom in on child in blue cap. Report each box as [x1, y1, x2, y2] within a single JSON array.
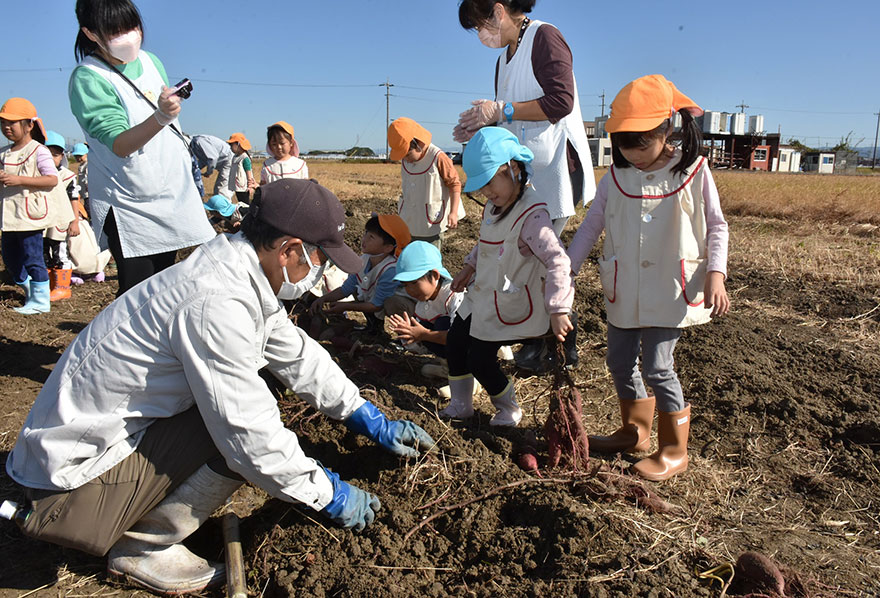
[[388, 241, 464, 376], [446, 127, 574, 426]]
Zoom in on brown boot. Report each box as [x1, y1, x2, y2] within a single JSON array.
[[49, 268, 72, 301], [632, 405, 690, 481], [589, 396, 655, 454]]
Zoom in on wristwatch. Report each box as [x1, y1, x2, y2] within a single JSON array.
[[503, 102, 515, 124]]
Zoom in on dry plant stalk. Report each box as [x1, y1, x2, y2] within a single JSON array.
[[544, 342, 589, 471]]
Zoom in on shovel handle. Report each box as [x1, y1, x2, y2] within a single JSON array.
[[223, 511, 248, 598]]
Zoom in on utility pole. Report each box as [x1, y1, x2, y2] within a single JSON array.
[[599, 90, 606, 117], [736, 101, 749, 113], [380, 78, 393, 161], [872, 110, 880, 170]]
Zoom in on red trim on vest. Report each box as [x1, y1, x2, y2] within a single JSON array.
[[265, 160, 305, 177], [1, 145, 40, 167], [425, 198, 447, 225], [494, 285, 534, 325], [680, 259, 704, 307], [479, 238, 504, 245], [611, 157, 705, 199], [510, 202, 547, 231], [402, 153, 437, 176], [26, 195, 49, 221], [358, 259, 396, 294], [607, 260, 617, 303]]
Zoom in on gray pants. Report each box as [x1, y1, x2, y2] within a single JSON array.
[[606, 323, 685, 413], [18, 407, 235, 556]]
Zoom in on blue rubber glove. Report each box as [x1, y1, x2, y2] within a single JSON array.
[[344, 402, 436, 458], [319, 468, 381, 532]]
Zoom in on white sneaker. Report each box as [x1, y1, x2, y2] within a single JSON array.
[[421, 361, 449, 379], [497, 345, 515, 361]]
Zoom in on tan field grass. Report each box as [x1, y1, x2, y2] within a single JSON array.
[[713, 171, 880, 226]]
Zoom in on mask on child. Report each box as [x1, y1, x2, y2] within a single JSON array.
[[277, 243, 326, 301], [104, 29, 141, 64]]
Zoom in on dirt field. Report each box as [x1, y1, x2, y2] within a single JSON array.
[[1, 163, 878, 597]]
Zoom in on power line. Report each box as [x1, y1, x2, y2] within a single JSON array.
[[188, 78, 376, 89]]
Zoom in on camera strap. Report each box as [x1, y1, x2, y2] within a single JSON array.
[[92, 54, 191, 154]]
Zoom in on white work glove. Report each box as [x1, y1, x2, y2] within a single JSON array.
[[453, 100, 504, 143], [153, 86, 181, 127]]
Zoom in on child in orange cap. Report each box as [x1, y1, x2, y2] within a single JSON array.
[[388, 117, 464, 250], [310, 214, 412, 336], [260, 121, 308, 184], [567, 74, 731, 481], [0, 98, 59, 314], [227, 133, 256, 203]]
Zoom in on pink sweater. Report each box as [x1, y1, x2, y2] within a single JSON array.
[[464, 205, 573, 315], [568, 170, 729, 276]]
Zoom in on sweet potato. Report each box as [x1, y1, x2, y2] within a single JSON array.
[[544, 383, 589, 472], [515, 450, 542, 477], [733, 551, 785, 596]]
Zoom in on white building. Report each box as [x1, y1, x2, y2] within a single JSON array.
[[771, 147, 802, 172], [588, 137, 613, 167]]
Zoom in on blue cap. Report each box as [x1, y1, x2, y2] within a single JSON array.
[[393, 241, 451, 282], [72, 143, 89, 156], [204, 194, 236, 217], [44, 130, 66, 150], [462, 127, 534, 193]]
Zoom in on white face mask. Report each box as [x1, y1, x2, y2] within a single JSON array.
[[277, 243, 326, 301], [104, 29, 141, 63], [477, 20, 503, 48]]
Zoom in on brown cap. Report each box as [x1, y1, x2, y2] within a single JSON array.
[[255, 179, 361, 273]]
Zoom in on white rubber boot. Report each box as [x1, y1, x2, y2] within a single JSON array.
[[489, 379, 522, 427], [107, 464, 243, 595], [440, 374, 476, 419]]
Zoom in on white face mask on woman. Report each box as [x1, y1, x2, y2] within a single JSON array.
[[277, 243, 326, 301], [477, 4, 506, 48], [104, 29, 142, 63]]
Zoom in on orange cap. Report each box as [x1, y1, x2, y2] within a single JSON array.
[[227, 132, 251, 151], [605, 75, 703, 134], [387, 117, 432, 161], [267, 121, 300, 157], [0, 97, 46, 143], [377, 214, 411, 257]]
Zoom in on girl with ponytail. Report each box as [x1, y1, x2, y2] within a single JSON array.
[[568, 75, 731, 481]]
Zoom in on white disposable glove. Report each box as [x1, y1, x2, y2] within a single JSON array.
[[454, 100, 504, 142], [153, 86, 181, 127]]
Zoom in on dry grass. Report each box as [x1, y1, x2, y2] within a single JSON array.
[[714, 170, 880, 226]]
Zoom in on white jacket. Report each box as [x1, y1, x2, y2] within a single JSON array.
[[7, 232, 365, 511]]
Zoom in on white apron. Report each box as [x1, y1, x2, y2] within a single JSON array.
[[0, 140, 52, 232], [600, 156, 713, 329], [399, 144, 452, 238], [495, 20, 595, 220], [78, 51, 215, 258], [45, 166, 78, 241], [458, 188, 551, 341]]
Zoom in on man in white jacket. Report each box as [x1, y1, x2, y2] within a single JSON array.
[[6, 179, 435, 594]]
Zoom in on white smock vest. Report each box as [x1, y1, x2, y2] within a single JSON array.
[[0, 140, 51, 232], [599, 155, 713, 329], [354, 254, 397, 318], [78, 52, 215, 258], [495, 20, 595, 220], [399, 144, 453, 237], [230, 153, 249, 193], [261, 156, 308, 183], [458, 188, 551, 342], [415, 280, 463, 325], [45, 166, 78, 241]]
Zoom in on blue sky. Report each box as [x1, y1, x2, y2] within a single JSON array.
[[2, 1, 878, 153]]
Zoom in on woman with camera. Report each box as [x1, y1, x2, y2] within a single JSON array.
[[69, 0, 214, 295]]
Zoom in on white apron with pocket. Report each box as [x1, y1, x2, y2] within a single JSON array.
[[0, 140, 52, 232], [45, 166, 78, 241], [600, 156, 713, 329], [458, 188, 551, 342], [399, 143, 455, 238]]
